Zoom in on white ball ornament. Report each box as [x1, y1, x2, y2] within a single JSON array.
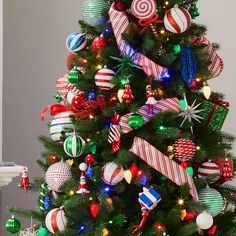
[[45, 161, 72, 192], [79, 162, 88, 171], [102, 162, 124, 185], [196, 211, 213, 230], [45, 207, 67, 233], [95, 67, 115, 90], [49, 112, 75, 142], [198, 161, 220, 179], [66, 32, 87, 53], [164, 6, 191, 34]]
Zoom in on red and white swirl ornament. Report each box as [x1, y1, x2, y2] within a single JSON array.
[[45, 207, 67, 233], [198, 161, 220, 178], [102, 162, 124, 185], [131, 0, 156, 20], [164, 6, 191, 34]]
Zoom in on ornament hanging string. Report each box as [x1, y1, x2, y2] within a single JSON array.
[[109, 3, 167, 80], [119, 98, 180, 134], [129, 137, 198, 200], [138, 13, 163, 36]]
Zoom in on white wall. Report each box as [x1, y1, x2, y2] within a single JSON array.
[[1, 0, 235, 235], [197, 0, 236, 152]]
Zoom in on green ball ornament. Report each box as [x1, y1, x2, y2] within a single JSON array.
[[68, 67, 81, 85], [5, 216, 21, 233], [187, 166, 194, 176], [38, 226, 47, 236], [198, 186, 224, 217], [81, 0, 108, 26], [173, 44, 181, 55], [128, 114, 144, 129]]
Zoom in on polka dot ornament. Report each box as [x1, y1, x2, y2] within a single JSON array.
[[45, 161, 72, 192], [173, 138, 196, 162]]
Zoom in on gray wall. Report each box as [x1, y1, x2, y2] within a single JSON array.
[[1, 0, 82, 234], [1, 0, 236, 235]]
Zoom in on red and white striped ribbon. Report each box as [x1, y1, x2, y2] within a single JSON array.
[[194, 36, 224, 79], [119, 98, 180, 134], [109, 3, 167, 80], [129, 137, 198, 200]]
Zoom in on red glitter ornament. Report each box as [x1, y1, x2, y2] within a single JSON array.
[[66, 52, 79, 70], [130, 165, 139, 176], [49, 155, 57, 162], [72, 94, 87, 109], [85, 154, 95, 164], [114, 1, 126, 11], [92, 36, 108, 52]]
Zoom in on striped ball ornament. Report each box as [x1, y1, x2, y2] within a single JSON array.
[[66, 32, 87, 53], [102, 162, 124, 185], [164, 6, 191, 34], [49, 112, 75, 142], [81, 0, 108, 26], [45, 207, 67, 233], [95, 68, 115, 90], [64, 135, 85, 157], [198, 161, 220, 179], [68, 67, 81, 85], [198, 186, 224, 217]]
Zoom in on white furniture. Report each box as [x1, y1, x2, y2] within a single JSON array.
[[0, 163, 25, 188]]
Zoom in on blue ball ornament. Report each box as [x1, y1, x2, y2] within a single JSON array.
[[86, 165, 94, 179], [44, 195, 51, 210], [66, 32, 87, 53], [87, 90, 97, 100], [140, 175, 148, 186]]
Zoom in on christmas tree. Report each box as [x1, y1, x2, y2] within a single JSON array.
[[6, 0, 236, 235]]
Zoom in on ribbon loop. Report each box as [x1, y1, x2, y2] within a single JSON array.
[[41, 104, 67, 122]]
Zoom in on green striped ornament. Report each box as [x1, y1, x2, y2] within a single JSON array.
[[64, 135, 85, 157], [81, 0, 108, 26], [39, 182, 47, 214], [68, 67, 81, 85], [198, 185, 224, 217]]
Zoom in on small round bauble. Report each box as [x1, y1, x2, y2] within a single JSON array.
[[38, 226, 47, 236], [49, 112, 75, 142], [198, 186, 224, 217], [95, 68, 115, 90], [5, 216, 21, 233], [102, 162, 124, 185], [198, 161, 220, 179], [92, 36, 108, 52], [85, 154, 95, 164], [164, 6, 191, 34], [128, 114, 144, 129], [87, 90, 97, 101], [196, 211, 213, 230], [45, 207, 67, 233], [45, 161, 72, 192], [64, 135, 85, 157], [66, 32, 87, 53], [81, 0, 108, 26], [173, 139, 196, 162], [68, 67, 81, 85], [79, 162, 88, 171]]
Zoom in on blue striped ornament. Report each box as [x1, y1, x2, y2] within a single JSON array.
[[63, 135, 85, 157], [66, 33, 87, 53], [49, 112, 75, 142]]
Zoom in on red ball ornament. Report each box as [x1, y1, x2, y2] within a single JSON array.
[[185, 212, 195, 221], [85, 154, 95, 164], [111, 113, 121, 125], [115, 1, 126, 11], [92, 36, 108, 52], [90, 203, 99, 218], [130, 165, 139, 177], [181, 162, 189, 169], [49, 155, 57, 162]]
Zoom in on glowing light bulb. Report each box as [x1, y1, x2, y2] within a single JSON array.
[[96, 65, 103, 70], [124, 170, 132, 184], [196, 146, 201, 150], [160, 29, 165, 34], [202, 82, 211, 99], [178, 198, 185, 206], [69, 190, 75, 196]]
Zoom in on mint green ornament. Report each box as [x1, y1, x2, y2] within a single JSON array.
[[81, 0, 108, 26], [173, 44, 181, 55], [187, 166, 194, 176], [179, 99, 186, 109], [38, 226, 47, 236]]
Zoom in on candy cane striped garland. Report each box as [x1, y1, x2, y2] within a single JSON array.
[[129, 137, 198, 200], [109, 3, 167, 80], [39, 182, 47, 213], [108, 125, 121, 143], [119, 98, 180, 134]]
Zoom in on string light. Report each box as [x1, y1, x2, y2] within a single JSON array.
[[96, 65, 103, 70], [137, 170, 143, 176], [106, 198, 113, 206], [196, 77, 201, 82], [160, 29, 165, 34], [164, 1, 169, 5], [89, 197, 93, 201], [196, 146, 201, 151], [87, 138, 91, 142], [178, 198, 185, 206], [89, 114, 94, 119], [69, 190, 75, 196], [109, 220, 113, 224]]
